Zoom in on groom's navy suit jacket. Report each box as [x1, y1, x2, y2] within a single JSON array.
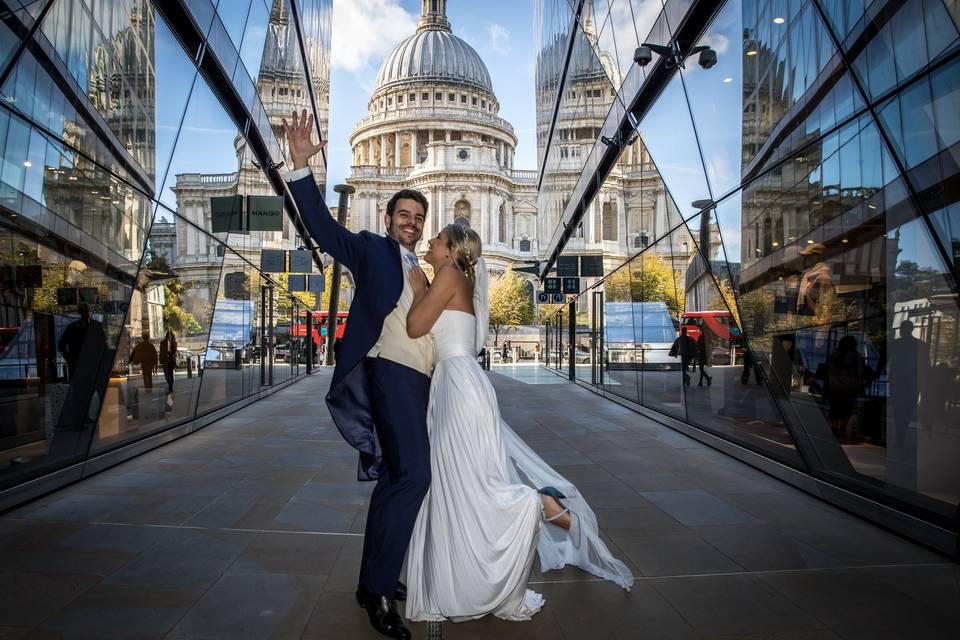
[[287, 174, 404, 481]]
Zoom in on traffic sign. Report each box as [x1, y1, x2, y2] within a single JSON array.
[[562, 277, 580, 294], [537, 292, 549, 304], [556, 255, 579, 277], [551, 293, 565, 303], [580, 255, 604, 277], [544, 277, 561, 294]]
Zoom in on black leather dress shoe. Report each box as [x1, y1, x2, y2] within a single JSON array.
[[393, 580, 407, 602], [355, 585, 411, 640]]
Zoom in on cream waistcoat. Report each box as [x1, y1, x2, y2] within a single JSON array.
[[367, 255, 434, 376]]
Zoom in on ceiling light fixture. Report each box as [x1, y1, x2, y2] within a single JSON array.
[[746, 50, 758, 56], [773, 17, 785, 24]]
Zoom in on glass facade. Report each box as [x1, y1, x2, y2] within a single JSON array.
[[0, 0, 331, 499], [537, 0, 960, 550]]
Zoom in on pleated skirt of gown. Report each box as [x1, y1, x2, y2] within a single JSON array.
[[404, 354, 543, 623]]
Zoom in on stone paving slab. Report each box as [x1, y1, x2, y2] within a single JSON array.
[[0, 368, 955, 639]]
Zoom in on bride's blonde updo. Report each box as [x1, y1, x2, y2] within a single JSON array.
[[444, 222, 482, 284]]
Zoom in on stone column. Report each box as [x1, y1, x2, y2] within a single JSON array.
[[379, 134, 387, 168], [411, 131, 418, 165], [655, 188, 668, 240], [480, 190, 489, 244], [437, 189, 445, 228], [366, 139, 372, 165], [394, 133, 401, 168], [428, 129, 434, 143], [445, 130, 451, 142]]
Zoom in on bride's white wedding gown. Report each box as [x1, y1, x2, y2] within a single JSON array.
[[404, 309, 633, 623]]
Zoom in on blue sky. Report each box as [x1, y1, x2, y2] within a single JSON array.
[[324, 0, 537, 200], [155, 0, 538, 215]]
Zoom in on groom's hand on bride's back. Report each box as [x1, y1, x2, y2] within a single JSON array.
[[281, 109, 326, 170]]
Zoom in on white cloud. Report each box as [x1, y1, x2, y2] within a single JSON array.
[[706, 33, 730, 55], [331, 0, 417, 73], [487, 22, 510, 55]]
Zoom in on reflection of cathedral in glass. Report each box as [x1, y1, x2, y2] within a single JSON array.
[[173, 0, 330, 271], [536, 1, 693, 283]]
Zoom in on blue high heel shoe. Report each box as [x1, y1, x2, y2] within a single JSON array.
[[538, 486, 581, 548]]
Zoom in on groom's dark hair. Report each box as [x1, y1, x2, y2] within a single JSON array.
[[386, 189, 428, 218]]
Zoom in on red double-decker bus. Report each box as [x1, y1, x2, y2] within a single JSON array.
[[292, 311, 348, 346], [679, 310, 743, 363]]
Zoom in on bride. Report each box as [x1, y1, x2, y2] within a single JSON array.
[[403, 223, 633, 622]]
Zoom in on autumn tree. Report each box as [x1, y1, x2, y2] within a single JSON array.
[[488, 266, 534, 346]]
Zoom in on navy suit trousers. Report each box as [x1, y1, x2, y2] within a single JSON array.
[[359, 357, 431, 596]]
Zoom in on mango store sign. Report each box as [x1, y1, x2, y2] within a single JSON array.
[[247, 195, 284, 231]]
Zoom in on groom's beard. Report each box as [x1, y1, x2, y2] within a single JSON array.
[[387, 226, 421, 252]]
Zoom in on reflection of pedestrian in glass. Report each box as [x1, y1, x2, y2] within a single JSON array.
[[741, 348, 762, 384], [797, 243, 834, 317], [695, 331, 713, 387], [130, 334, 158, 390], [58, 302, 93, 381], [669, 327, 696, 387], [52, 306, 106, 436], [159, 330, 177, 394], [888, 320, 929, 447], [827, 336, 873, 443]]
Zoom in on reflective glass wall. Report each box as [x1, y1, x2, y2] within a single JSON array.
[[537, 0, 960, 545], [0, 0, 332, 497]]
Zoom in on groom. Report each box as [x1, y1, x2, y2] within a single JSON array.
[[282, 110, 432, 640]]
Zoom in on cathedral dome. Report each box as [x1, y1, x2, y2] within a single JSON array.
[[373, 1, 493, 96]]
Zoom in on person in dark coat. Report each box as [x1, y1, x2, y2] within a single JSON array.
[[669, 327, 697, 387], [695, 331, 713, 386], [159, 330, 177, 394], [58, 302, 93, 381]]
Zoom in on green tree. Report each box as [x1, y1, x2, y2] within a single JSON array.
[[277, 272, 317, 314], [595, 254, 684, 315], [488, 266, 534, 346], [146, 254, 201, 337], [318, 266, 351, 312]]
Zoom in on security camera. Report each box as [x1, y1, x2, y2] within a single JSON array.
[[633, 46, 652, 66], [698, 48, 717, 69]]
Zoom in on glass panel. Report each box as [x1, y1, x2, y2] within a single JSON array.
[[681, 208, 802, 464], [216, 0, 254, 48], [635, 71, 711, 220], [680, 0, 744, 199], [36, 0, 157, 178], [238, 0, 270, 79], [0, 227, 123, 490], [91, 205, 222, 453], [848, 0, 959, 103], [154, 14, 201, 200], [197, 250, 252, 413], [602, 261, 639, 403]]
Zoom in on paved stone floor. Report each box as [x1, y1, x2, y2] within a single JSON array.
[[0, 368, 957, 639]]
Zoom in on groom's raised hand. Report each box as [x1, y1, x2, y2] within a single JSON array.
[[282, 109, 326, 170]]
